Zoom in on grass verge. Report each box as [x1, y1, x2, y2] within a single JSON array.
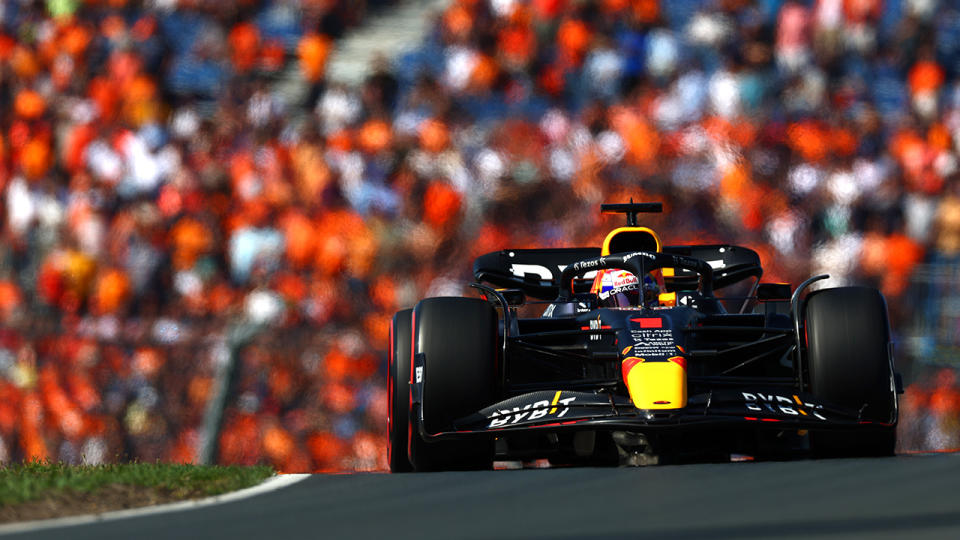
[[0, 462, 275, 522]]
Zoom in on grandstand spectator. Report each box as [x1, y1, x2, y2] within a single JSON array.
[[1, 0, 960, 471]]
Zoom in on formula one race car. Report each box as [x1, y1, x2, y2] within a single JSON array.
[[388, 202, 902, 471]]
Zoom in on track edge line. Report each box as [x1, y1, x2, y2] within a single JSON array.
[[0, 473, 311, 536]]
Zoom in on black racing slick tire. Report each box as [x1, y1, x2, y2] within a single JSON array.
[[388, 309, 414, 472], [804, 286, 896, 457], [410, 297, 497, 471]]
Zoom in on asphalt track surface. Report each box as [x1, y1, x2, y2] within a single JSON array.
[[5, 453, 960, 540]]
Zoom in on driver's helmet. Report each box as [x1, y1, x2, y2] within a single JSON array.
[[591, 269, 664, 308]]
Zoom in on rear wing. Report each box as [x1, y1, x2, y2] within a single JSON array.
[[661, 244, 762, 291], [473, 245, 762, 300], [473, 248, 601, 299]]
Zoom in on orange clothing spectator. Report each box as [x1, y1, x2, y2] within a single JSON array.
[[291, 141, 332, 201], [3, 0, 960, 473], [632, 0, 660, 23], [61, 249, 97, 304], [443, 3, 474, 41], [928, 123, 952, 151], [418, 118, 450, 153], [859, 229, 887, 278], [59, 22, 92, 58], [13, 89, 46, 120], [280, 211, 317, 269], [556, 17, 591, 67], [498, 23, 536, 69], [91, 268, 131, 315], [830, 126, 857, 157], [100, 15, 126, 43], [229, 22, 261, 74], [307, 432, 347, 471], [0, 281, 22, 321], [315, 225, 348, 277], [322, 381, 357, 414], [358, 119, 392, 154], [62, 124, 97, 173], [0, 33, 15, 60], [327, 129, 353, 152], [88, 76, 120, 120], [323, 347, 353, 381], [219, 414, 261, 466], [883, 232, 924, 297], [261, 421, 296, 467], [469, 53, 499, 92], [909, 59, 945, 95], [188, 376, 213, 408], [66, 371, 100, 412], [19, 137, 51, 180], [610, 106, 659, 166], [368, 274, 397, 312], [363, 312, 391, 346], [168, 432, 199, 464], [533, 0, 566, 19], [169, 217, 214, 270], [123, 75, 159, 126], [602, 0, 629, 12], [422, 181, 462, 230], [273, 271, 307, 304], [787, 121, 829, 162], [298, 33, 332, 83], [10, 46, 41, 80]]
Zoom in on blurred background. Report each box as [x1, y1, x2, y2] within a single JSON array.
[[0, 0, 959, 472]]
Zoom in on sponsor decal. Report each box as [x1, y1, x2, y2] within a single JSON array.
[[595, 269, 640, 301], [572, 257, 606, 272], [545, 301, 592, 317], [629, 325, 676, 357], [415, 366, 423, 384], [509, 263, 598, 281], [509, 263, 553, 280], [622, 251, 656, 262], [742, 392, 826, 420], [487, 391, 577, 428], [597, 282, 638, 300], [580, 319, 609, 341]]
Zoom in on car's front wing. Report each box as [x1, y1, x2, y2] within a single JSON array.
[[418, 388, 895, 440]]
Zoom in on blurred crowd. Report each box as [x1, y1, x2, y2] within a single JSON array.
[[3, 0, 960, 471], [899, 366, 960, 452]]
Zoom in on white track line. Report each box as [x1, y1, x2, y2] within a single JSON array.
[[0, 473, 310, 536]]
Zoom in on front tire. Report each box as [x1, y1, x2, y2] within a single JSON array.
[[411, 297, 497, 471], [804, 286, 896, 457]]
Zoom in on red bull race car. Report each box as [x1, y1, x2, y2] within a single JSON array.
[[388, 202, 902, 471]]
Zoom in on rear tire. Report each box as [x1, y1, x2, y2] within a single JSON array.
[[388, 310, 413, 472], [411, 297, 497, 471], [804, 286, 896, 457]]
